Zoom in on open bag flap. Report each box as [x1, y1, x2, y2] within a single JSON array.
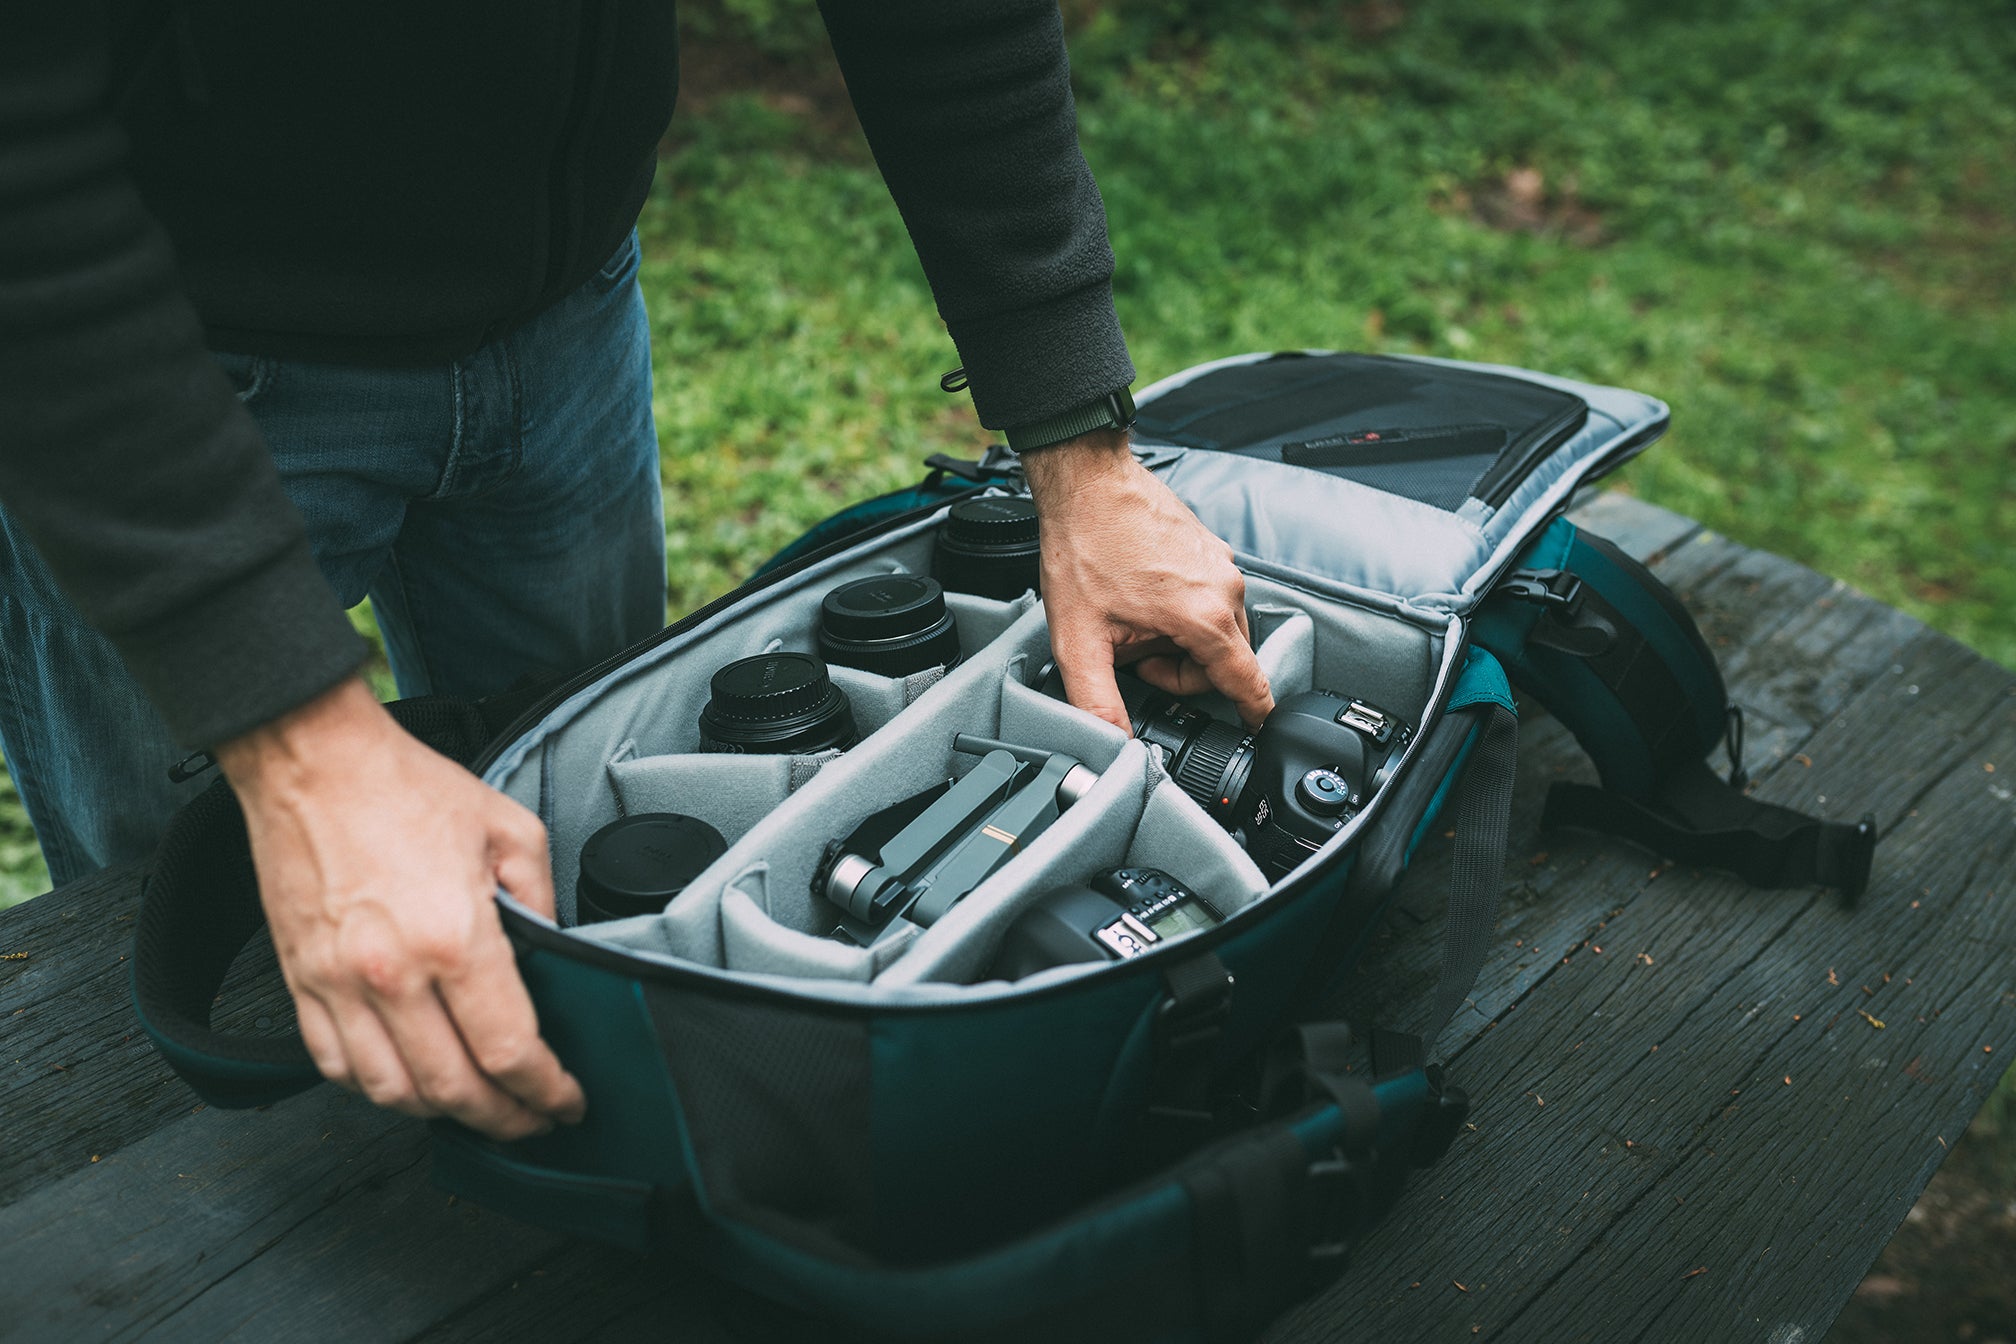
[[1135, 351, 1668, 610]]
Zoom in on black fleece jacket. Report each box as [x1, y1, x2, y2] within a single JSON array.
[[0, 2, 1132, 748]]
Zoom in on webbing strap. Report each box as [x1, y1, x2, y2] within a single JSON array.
[[1544, 758, 1877, 902], [1428, 703, 1519, 1038]]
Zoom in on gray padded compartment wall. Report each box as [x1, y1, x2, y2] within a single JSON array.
[[488, 500, 1451, 1002], [1139, 350, 1668, 611]]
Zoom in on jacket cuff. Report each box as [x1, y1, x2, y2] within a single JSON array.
[[113, 537, 369, 749], [949, 282, 1136, 433]]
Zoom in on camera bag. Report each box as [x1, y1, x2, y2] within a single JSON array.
[[132, 351, 1877, 1341]]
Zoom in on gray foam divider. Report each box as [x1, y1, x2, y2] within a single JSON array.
[[1250, 603, 1315, 696], [1244, 570, 1438, 715], [1125, 776, 1269, 912], [605, 601, 1059, 950], [719, 877, 919, 980]]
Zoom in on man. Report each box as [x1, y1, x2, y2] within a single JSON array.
[[0, 4, 1272, 1141]]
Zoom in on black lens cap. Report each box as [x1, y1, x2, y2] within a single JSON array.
[[699, 651, 858, 754], [933, 496, 1041, 599], [576, 812, 728, 924], [818, 574, 962, 677]]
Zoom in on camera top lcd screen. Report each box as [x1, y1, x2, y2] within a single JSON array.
[[1147, 900, 1216, 940]]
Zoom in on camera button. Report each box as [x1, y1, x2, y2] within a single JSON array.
[[1297, 767, 1354, 817]]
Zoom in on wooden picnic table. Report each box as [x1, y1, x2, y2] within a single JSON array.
[[1, 493, 2010, 1343]]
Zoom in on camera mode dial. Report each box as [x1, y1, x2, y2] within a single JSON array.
[[1295, 767, 1356, 818]]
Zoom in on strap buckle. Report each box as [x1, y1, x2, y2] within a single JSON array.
[[1303, 1150, 1368, 1270], [1499, 567, 1586, 614]]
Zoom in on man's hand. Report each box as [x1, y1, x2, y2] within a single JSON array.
[[217, 678, 586, 1141], [1023, 430, 1275, 732]]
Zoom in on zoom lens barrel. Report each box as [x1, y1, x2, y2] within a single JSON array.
[[1118, 678, 1256, 825]]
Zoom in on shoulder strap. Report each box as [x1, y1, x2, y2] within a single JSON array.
[[1473, 518, 1876, 901]]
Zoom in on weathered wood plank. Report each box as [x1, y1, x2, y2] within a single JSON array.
[[0, 862, 297, 1207], [0, 1086, 567, 1342], [1273, 621, 2016, 1334]]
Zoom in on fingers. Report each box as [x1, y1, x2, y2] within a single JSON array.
[[1049, 617, 1132, 734], [439, 919, 588, 1125], [370, 981, 555, 1139], [1147, 590, 1273, 727], [492, 803, 555, 919], [295, 992, 353, 1090], [1129, 651, 1217, 699], [1197, 638, 1276, 728]]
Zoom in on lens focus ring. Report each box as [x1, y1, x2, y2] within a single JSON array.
[[1171, 720, 1253, 824]]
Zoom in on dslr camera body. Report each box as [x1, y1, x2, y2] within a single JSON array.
[[1233, 688, 1411, 878], [1105, 674, 1413, 880]]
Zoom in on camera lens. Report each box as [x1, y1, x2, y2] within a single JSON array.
[[699, 652, 859, 754], [576, 812, 728, 924], [817, 574, 963, 677], [1118, 678, 1257, 826], [933, 496, 1041, 599]]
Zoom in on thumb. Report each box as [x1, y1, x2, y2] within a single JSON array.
[[1049, 619, 1132, 735]]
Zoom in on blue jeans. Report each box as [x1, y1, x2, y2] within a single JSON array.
[[0, 233, 667, 884]]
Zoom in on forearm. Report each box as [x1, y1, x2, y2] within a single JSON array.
[[0, 12, 362, 747], [815, 0, 1134, 430]]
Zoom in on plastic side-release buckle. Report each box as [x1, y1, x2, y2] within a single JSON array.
[[1303, 1150, 1371, 1272], [1498, 567, 1585, 614]]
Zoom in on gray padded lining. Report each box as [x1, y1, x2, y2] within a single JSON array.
[[1138, 350, 1669, 613], [487, 491, 1459, 1002]]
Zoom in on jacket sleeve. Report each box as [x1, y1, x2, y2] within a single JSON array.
[[815, 0, 1135, 432], [0, 11, 365, 749]]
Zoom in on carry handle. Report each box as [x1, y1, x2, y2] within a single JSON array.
[[131, 695, 519, 1108]]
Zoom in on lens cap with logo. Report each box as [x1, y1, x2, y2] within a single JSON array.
[[818, 574, 963, 678], [933, 496, 1041, 599], [575, 812, 728, 924], [698, 651, 859, 754]]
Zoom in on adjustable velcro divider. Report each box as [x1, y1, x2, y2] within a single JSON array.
[[132, 695, 510, 1108]]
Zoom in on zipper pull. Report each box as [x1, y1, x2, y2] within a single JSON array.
[[939, 366, 970, 394]]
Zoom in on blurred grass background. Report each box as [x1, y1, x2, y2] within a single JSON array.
[[0, 0, 2008, 1328]]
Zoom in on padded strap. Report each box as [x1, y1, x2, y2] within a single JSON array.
[[131, 693, 527, 1108], [1544, 758, 1877, 902], [1428, 703, 1518, 1037], [633, 1052, 1462, 1344]]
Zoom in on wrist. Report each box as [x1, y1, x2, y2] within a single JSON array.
[[216, 676, 390, 798], [1021, 429, 1139, 511]]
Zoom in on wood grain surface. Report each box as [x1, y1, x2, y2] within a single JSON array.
[[1, 493, 2009, 1344]]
